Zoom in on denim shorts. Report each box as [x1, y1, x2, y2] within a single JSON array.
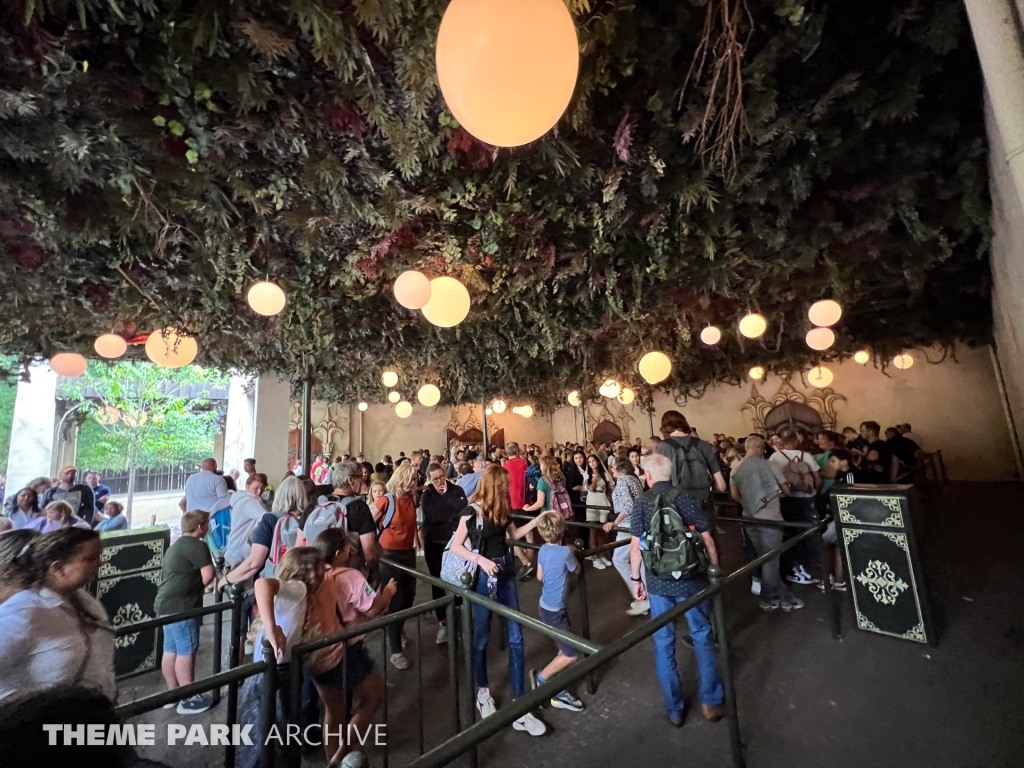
[[538, 606, 577, 659], [163, 618, 201, 655], [313, 640, 375, 690]]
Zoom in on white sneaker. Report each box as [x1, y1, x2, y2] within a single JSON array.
[[436, 624, 448, 645], [626, 600, 650, 616], [599, 556, 613, 568], [390, 653, 410, 670], [340, 751, 367, 768], [797, 565, 820, 584], [513, 712, 547, 736], [592, 558, 607, 570], [476, 690, 497, 719], [750, 577, 761, 596]]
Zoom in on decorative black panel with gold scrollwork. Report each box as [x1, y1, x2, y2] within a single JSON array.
[[92, 526, 170, 678], [830, 486, 936, 645]]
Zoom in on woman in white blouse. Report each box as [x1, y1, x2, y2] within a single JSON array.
[[0, 527, 115, 702]]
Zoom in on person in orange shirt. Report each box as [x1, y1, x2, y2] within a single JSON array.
[[375, 462, 420, 670]]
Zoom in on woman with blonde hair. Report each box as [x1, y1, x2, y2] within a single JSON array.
[[449, 464, 547, 736], [26, 500, 90, 533], [375, 461, 420, 670]]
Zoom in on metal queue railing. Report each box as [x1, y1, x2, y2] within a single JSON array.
[[110, 497, 838, 768]]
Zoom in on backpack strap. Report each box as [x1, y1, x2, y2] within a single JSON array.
[[379, 493, 399, 532]]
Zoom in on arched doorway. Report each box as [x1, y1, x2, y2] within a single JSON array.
[[288, 430, 323, 469], [763, 401, 823, 436], [592, 419, 623, 445]]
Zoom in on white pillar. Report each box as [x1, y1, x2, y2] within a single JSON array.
[[7, 364, 58, 496], [222, 374, 255, 476], [252, 374, 291, 487]]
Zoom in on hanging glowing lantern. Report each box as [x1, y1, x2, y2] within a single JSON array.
[[145, 328, 197, 368], [486, 407, 493, 416], [749, 366, 765, 380], [700, 326, 722, 346], [436, 0, 579, 147], [388, 391, 401, 404], [393, 270, 432, 310], [94, 334, 127, 359], [806, 327, 836, 351], [617, 387, 635, 405], [246, 280, 287, 316], [395, 401, 413, 419], [510, 406, 520, 415], [893, 353, 914, 370], [491, 399, 507, 414], [638, 351, 672, 384], [738, 313, 767, 339], [418, 384, 441, 407], [808, 366, 834, 388], [567, 390, 581, 407], [519, 405, 534, 418], [854, 350, 871, 365], [48, 352, 87, 378], [358, 402, 369, 411], [599, 379, 621, 399], [382, 370, 399, 388], [421, 276, 471, 328], [808, 300, 842, 328]]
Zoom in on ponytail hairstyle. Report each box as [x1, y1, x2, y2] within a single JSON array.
[[313, 528, 364, 574], [0, 529, 40, 595], [24, 528, 104, 630], [275, 547, 327, 634]]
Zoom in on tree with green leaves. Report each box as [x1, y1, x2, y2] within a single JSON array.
[[59, 361, 228, 523]]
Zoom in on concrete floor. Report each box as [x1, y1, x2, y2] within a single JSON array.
[[121, 482, 1024, 768]]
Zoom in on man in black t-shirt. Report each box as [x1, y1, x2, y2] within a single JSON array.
[[885, 427, 920, 482], [857, 421, 892, 483], [322, 461, 380, 571], [421, 463, 468, 643]]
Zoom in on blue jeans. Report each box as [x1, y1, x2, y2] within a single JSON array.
[[648, 595, 724, 716], [472, 568, 525, 697]]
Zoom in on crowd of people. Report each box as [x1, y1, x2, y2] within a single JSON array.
[[0, 414, 927, 765]]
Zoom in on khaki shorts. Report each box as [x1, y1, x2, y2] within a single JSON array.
[[586, 508, 609, 523]]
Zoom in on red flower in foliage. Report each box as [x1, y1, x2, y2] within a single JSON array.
[[538, 241, 556, 268], [163, 136, 189, 160], [86, 284, 111, 312], [356, 258, 381, 279], [15, 244, 48, 272], [129, 87, 147, 110], [328, 105, 368, 141], [446, 128, 496, 169], [0, 217, 33, 238]]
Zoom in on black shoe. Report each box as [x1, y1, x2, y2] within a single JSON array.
[[518, 563, 536, 581]]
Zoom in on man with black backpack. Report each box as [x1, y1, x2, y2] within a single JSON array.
[[768, 428, 822, 585], [629, 452, 725, 727], [653, 411, 726, 526]]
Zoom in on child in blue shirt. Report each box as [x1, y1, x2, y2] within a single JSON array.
[[529, 512, 585, 712]]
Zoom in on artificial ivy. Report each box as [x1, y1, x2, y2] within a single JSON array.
[[0, 0, 990, 409]]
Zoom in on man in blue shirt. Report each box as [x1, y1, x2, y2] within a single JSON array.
[[457, 456, 486, 498], [630, 452, 725, 726]]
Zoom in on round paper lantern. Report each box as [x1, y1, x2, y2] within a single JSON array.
[[50, 352, 88, 378], [492, 398, 507, 413], [808, 366, 834, 388], [893, 353, 914, 370], [806, 327, 836, 351], [567, 390, 581, 407], [749, 366, 765, 380], [617, 387, 635, 405], [638, 351, 672, 384], [247, 280, 287, 316], [357, 401, 369, 411], [94, 334, 127, 359], [393, 270, 432, 310], [436, 0, 579, 147], [145, 328, 197, 368], [700, 326, 722, 346], [382, 370, 399, 388], [808, 300, 842, 328], [519, 405, 534, 418], [486, 407, 493, 416], [388, 391, 401, 404], [421, 276, 471, 328], [599, 379, 621, 399], [395, 401, 413, 419], [739, 313, 767, 339], [854, 350, 871, 365], [418, 384, 441, 407]]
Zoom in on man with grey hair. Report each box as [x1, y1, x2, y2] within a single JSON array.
[[729, 436, 802, 612], [458, 456, 487, 498], [317, 461, 381, 571], [629, 452, 725, 726]]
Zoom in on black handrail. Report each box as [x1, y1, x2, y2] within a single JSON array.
[[115, 660, 267, 720], [113, 599, 234, 636], [403, 523, 826, 768]]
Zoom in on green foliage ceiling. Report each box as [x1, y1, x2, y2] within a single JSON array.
[[0, 0, 990, 408]]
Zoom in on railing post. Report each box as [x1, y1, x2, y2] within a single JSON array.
[[211, 569, 224, 706], [574, 539, 595, 695], [225, 583, 244, 768], [288, 646, 303, 768], [459, 574, 479, 768], [708, 565, 745, 768], [446, 598, 461, 736], [261, 639, 278, 768], [814, 517, 841, 640]]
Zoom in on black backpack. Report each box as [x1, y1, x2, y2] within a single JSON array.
[[666, 436, 711, 492], [640, 488, 710, 581]]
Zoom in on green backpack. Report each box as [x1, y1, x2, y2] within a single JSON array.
[[640, 488, 710, 581]]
